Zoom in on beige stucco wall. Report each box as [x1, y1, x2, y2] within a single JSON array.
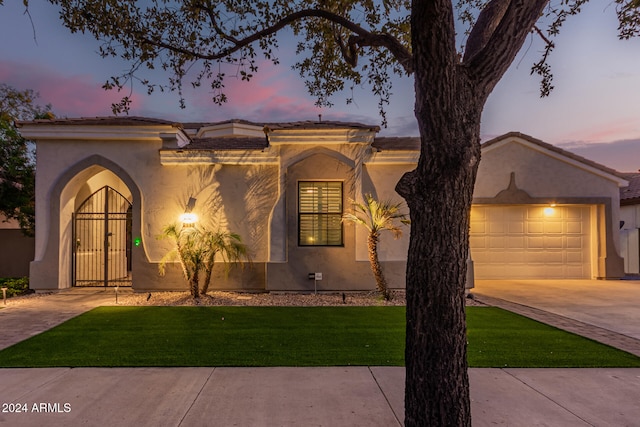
[[27, 128, 627, 290], [477, 140, 621, 200], [361, 164, 411, 262], [265, 149, 406, 291], [30, 135, 275, 291]]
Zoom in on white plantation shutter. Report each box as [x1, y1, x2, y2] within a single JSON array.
[[299, 181, 343, 246]]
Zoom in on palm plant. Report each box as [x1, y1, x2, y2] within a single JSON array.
[[158, 224, 250, 298], [343, 194, 410, 300], [200, 229, 250, 295]]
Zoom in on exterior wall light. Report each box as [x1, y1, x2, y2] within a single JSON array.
[[544, 204, 556, 216], [180, 212, 198, 228], [180, 197, 198, 227]]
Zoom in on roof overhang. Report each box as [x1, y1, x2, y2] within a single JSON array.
[[266, 128, 377, 145], [18, 123, 191, 147]]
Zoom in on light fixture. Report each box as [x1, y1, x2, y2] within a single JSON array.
[[180, 197, 197, 227], [180, 212, 198, 227], [544, 203, 556, 216]]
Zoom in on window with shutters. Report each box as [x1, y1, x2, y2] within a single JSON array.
[[298, 181, 343, 246]]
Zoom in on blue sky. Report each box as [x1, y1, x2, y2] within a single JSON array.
[[1, 2, 640, 171]]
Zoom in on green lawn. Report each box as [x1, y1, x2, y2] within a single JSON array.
[[0, 306, 638, 368]]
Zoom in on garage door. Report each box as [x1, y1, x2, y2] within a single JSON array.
[[470, 205, 592, 279]]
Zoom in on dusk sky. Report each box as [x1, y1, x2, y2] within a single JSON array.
[[1, 2, 639, 172]]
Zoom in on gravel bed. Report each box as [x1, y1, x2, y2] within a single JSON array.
[[4, 289, 485, 307], [113, 290, 485, 307]]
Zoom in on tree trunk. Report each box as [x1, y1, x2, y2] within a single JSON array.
[[201, 260, 214, 295], [190, 269, 200, 299], [367, 232, 391, 300], [397, 2, 550, 424], [397, 100, 480, 426], [396, 3, 482, 425]]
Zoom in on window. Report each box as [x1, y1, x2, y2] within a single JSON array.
[[298, 181, 343, 246]]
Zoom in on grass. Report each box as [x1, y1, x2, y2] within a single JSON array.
[[0, 306, 639, 368]]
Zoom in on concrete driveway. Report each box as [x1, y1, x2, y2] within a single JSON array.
[[473, 279, 640, 340]]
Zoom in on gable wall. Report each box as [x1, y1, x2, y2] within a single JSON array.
[[476, 141, 621, 202]]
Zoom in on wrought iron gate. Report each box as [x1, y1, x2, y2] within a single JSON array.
[[73, 186, 132, 287]]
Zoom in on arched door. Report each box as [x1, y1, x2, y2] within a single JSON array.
[[73, 186, 133, 287]]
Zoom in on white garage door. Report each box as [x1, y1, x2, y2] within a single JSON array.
[[470, 205, 592, 279]]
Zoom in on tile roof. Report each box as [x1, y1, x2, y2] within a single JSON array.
[[16, 116, 180, 127], [264, 120, 379, 132], [621, 173, 640, 205]]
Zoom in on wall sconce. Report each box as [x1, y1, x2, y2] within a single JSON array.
[[180, 197, 197, 227], [179, 212, 198, 227]]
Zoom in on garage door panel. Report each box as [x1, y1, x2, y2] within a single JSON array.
[[507, 236, 525, 249], [544, 236, 564, 249], [566, 236, 583, 249], [527, 236, 544, 249], [527, 222, 543, 233], [471, 205, 591, 279], [489, 237, 505, 248], [544, 222, 563, 234], [566, 251, 584, 263], [566, 221, 583, 234]]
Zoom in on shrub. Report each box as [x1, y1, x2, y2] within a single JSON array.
[[0, 277, 32, 298]]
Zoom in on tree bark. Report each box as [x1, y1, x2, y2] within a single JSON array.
[[399, 1, 549, 424], [367, 232, 391, 300]]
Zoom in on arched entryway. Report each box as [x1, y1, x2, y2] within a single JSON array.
[[73, 186, 133, 287]]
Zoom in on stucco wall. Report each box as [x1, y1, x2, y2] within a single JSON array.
[[361, 164, 411, 262], [477, 141, 621, 200], [266, 152, 406, 291]]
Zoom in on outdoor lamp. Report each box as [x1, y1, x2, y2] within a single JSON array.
[[180, 212, 198, 228], [180, 197, 198, 227]]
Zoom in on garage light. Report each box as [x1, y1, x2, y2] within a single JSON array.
[[544, 206, 556, 216]]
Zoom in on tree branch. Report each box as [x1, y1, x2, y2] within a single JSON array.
[[136, 8, 413, 74], [462, 0, 549, 97]]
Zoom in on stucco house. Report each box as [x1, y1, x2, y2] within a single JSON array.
[[16, 118, 628, 292], [620, 173, 640, 275]]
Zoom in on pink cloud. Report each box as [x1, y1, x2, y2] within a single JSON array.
[[0, 58, 385, 126], [0, 60, 142, 117]]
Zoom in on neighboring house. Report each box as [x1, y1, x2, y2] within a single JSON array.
[[16, 118, 627, 292], [0, 215, 34, 278], [620, 173, 640, 275]]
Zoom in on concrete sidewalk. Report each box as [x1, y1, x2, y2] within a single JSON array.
[[2, 367, 640, 426], [1, 284, 640, 426]]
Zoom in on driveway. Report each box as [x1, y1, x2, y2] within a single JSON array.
[[473, 279, 640, 340]]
